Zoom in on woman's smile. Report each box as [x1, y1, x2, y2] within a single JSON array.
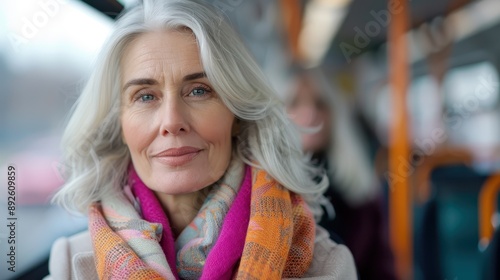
[[152, 146, 203, 167]]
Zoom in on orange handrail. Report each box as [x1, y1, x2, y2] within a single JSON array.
[[388, 0, 412, 278], [413, 148, 473, 203], [479, 173, 500, 249]]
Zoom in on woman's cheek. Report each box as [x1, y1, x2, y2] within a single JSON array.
[[121, 109, 156, 150]]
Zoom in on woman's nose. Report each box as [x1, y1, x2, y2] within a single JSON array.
[[159, 98, 190, 136]]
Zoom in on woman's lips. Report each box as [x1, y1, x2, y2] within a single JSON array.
[[153, 147, 202, 166]]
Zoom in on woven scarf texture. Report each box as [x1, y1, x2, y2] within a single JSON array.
[[88, 159, 316, 279]]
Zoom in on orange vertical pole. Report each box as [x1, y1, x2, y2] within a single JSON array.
[[280, 0, 303, 61], [388, 0, 412, 279], [479, 174, 500, 248]]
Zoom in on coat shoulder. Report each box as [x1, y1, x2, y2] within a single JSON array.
[[301, 226, 358, 279], [45, 231, 97, 280]]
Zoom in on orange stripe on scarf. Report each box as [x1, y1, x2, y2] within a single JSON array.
[[89, 204, 166, 280], [237, 168, 315, 279]]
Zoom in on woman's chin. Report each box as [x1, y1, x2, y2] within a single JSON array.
[[146, 170, 209, 195]]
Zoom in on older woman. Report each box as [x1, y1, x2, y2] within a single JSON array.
[[46, 0, 356, 279]]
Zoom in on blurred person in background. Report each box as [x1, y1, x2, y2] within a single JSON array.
[[45, 1, 358, 279], [286, 67, 397, 280]]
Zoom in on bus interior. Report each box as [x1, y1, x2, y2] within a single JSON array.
[[1, 0, 499, 279]]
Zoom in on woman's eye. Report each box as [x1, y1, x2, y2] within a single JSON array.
[[189, 86, 211, 97], [139, 94, 155, 102]]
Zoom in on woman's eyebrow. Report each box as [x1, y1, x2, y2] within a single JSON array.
[[122, 72, 207, 91], [183, 72, 206, 81], [122, 78, 158, 91]]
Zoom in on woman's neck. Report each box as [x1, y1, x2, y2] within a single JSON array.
[[155, 189, 209, 237]]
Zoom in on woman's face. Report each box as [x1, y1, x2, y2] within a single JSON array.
[[120, 30, 235, 195], [287, 74, 331, 153]]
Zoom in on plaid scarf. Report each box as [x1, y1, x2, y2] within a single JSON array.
[[88, 162, 315, 279]]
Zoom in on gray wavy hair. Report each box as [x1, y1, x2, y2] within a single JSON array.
[[52, 0, 328, 215]]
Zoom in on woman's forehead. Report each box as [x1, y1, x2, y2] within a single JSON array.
[[120, 30, 203, 83]]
